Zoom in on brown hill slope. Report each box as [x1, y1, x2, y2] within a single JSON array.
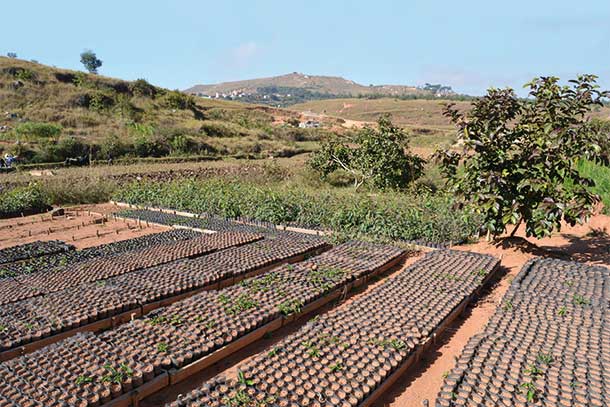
[[185, 72, 428, 97]]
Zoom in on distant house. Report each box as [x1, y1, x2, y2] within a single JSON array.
[[299, 120, 321, 128]]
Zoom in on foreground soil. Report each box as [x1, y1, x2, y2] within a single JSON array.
[[0, 204, 169, 250], [380, 212, 610, 406]]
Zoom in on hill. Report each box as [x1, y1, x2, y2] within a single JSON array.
[[290, 97, 610, 149], [0, 58, 334, 164], [185, 72, 454, 106]]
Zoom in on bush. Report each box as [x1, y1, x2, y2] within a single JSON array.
[[309, 115, 424, 189], [129, 79, 157, 98], [14, 122, 62, 140], [133, 134, 170, 157], [32, 137, 89, 163], [0, 184, 50, 217], [161, 90, 195, 110], [98, 134, 132, 159], [114, 179, 482, 244]]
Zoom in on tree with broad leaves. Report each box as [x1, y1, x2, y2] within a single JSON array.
[[309, 115, 424, 190], [435, 75, 609, 239], [80, 50, 102, 74]]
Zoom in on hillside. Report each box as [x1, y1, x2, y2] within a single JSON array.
[[0, 58, 334, 164], [185, 72, 453, 106]]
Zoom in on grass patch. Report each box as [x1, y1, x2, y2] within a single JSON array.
[[577, 160, 610, 214]]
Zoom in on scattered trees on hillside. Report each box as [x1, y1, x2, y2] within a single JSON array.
[[309, 115, 424, 189], [435, 75, 609, 239], [7, 52, 17, 59], [80, 50, 102, 74]]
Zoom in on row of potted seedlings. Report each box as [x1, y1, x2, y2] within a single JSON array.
[[0, 241, 406, 406], [0, 240, 75, 265], [167, 249, 499, 407], [0, 234, 328, 354], [116, 209, 278, 235], [0, 229, 202, 280], [119, 207, 328, 235], [0, 231, 263, 306], [436, 258, 609, 407]]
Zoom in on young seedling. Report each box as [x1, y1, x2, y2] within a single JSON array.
[[329, 363, 344, 372], [222, 389, 251, 407], [524, 364, 543, 378], [279, 299, 303, 316], [573, 294, 589, 306], [520, 382, 539, 403], [75, 375, 93, 385], [557, 306, 568, 317], [502, 301, 513, 312], [157, 342, 169, 353], [148, 315, 168, 326], [0, 324, 7, 333], [236, 370, 254, 386], [101, 364, 124, 384], [267, 346, 280, 357], [536, 353, 553, 365]]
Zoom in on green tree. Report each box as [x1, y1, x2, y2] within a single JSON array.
[[309, 115, 424, 189], [80, 50, 102, 74], [436, 75, 609, 239]]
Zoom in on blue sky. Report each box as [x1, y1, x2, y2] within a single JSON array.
[[2, 0, 609, 95]]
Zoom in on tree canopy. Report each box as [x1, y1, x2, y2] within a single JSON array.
[[309, 115, 424, 189], [436, 75, 609, 239], [80, 50, 102, 74]]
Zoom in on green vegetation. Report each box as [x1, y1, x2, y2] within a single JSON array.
[[309, 116, 424, 189], [0, 183, 50, 217], [0, 57, 326, 165], [436, 75, 609, 239], [80, 50, 102, 74], [114, 178, 481, 243], [576, 160, 610, 214]]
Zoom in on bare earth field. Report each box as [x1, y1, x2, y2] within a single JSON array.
[[0, 205, 169, 250]]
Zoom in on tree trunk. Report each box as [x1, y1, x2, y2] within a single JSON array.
[[509, 219, 522, 238]]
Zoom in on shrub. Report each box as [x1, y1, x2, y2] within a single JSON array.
[[14, 122, 62, 140], [161, 90, 195, 110], [129, 79, 157, 98], [436, 75, 608, 238], [32, 137, 89, 163], [309, 115, 424, 189], [98, 134, 132, 159], [133, 134, 169, 157], [0, 184, 50, 217]]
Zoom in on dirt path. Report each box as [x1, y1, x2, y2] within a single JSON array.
[[380, 213, 610, 406]]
